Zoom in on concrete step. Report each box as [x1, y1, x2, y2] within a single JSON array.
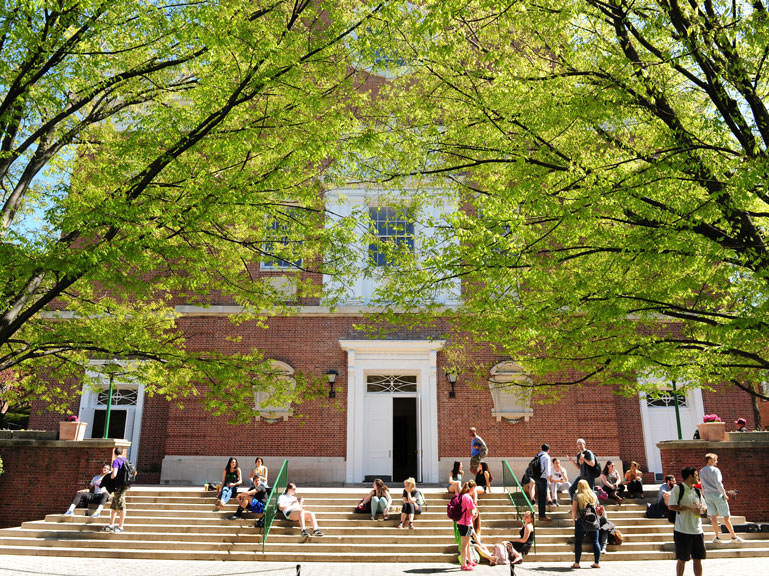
[[1, 485, 766, 564]]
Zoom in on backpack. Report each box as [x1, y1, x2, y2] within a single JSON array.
[[667, 483, 701, 524], [608, 528, 624, 545], [492, 542, 510, 565], [115, 458, 137, 488], [447, 493, 464, 522], [528, 454, 543, 479], [579, 502, 600, 531]]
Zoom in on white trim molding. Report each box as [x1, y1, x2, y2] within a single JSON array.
[[340, 339, 445, 484]]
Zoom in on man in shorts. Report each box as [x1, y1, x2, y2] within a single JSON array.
[[669, 467, 706, 576], [700, 453, 743, 543], [105, 447, 128, 533]]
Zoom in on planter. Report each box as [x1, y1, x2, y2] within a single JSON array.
[[58, 421, 87, 441], [697, 421, 727, 441]]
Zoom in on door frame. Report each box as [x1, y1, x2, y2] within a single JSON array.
[[79, 361, 145, 465], [341, 339, 444, 484], [638, 382, 704, 475]]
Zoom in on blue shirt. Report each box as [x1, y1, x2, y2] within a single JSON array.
[[471, 436, 485, 457]]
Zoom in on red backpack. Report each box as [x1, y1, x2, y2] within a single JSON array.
[[447, 493, 464, 521]]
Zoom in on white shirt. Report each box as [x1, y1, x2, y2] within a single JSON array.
[[538, 451, 552, 479], [671, 483, 703, 535], [278, 493, 298, 514], [699, 465, 726, 497]]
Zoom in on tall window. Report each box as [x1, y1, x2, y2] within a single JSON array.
[[261, 211, 302, 270], [368, 206, 414, 267]]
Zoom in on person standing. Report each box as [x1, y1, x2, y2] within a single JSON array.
[[734, 418, 749, 432], [469, 427, 488, 475], [669, 467, 707, 576], [699, 453, 742, 543], [568, 438, 597, 499], [457, 481, 478, 571], [105, 447, 128, 533], [535, 444, 553, 522], [571, 479, 601, 569]]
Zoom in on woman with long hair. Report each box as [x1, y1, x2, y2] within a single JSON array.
[[360, 478, 391, 520], [456, 481, 478, 571], [475, 461, 493, 495], [448, 461, 463, 494], [571, 479, 601, 569], [600, 461, 624, 504], [216, 457, 242, 510]]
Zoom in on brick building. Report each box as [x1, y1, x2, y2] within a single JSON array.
[[28, 185, 757, 487]]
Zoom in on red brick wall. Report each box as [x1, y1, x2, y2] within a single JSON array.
[[26, 312, 758, 483], [0, 439, 128, 528], [659, 440, 769, 522]]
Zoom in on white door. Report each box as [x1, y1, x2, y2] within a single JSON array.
[[640, 389, 703, 475], [363, 395, 393, 479]]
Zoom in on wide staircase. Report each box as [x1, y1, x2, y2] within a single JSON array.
[[0, 485, 768, 562]]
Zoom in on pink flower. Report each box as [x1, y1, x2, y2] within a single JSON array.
[[67, 415, 80, 422], [703, 414, 722, 423]]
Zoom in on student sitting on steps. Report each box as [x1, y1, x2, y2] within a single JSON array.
[[277, 482, 323, 538]]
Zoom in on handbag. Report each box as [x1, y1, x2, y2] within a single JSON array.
[[353, 498, 371, 514]]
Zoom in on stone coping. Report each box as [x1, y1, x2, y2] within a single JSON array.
[[0, 438, 131, 448], [658, 438, 769, 449]]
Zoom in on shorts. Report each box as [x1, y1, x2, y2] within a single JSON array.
[[704, 492, 730, 517], [470, 455, 482, 470], [457, 523, 474, 537], [247, 498, 265, 513], [110, 488, 127, 511], [674, 531, 706, 561]]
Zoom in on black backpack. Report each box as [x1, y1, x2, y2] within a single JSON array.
[[116, 458, 137, 488], [528, 454, 543, 479], [580, 502, 600, 531]]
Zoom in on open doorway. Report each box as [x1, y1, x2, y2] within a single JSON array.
[[393, 397, 417, 482]]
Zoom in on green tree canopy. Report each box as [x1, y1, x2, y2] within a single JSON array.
[[352, 0, 769, 409], [0, 0, 378, 417]]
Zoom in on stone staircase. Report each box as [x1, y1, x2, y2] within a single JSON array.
[[0, 486, 767, 562]]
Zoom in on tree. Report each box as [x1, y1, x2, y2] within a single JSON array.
[[352, 0, 769, 420], [0, 0, 379, 417]]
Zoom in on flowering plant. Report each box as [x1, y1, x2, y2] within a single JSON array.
[[66, 415, 80, 422], [703, 414, 722, 423]]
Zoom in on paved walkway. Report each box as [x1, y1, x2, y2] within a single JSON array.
[[0, 555, 756, 575]]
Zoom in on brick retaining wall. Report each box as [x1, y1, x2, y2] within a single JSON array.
[[0, 438, 130, 528], [659, 439, 769, 522]]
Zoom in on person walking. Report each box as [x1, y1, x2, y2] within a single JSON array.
[[669, 467, 707, 576], [700, 453, 743, 543], [535, 444, 553, 522], [469, 427, 488, 475]]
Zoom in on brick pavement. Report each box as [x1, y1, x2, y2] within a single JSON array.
[[0, 556, 756, 576]]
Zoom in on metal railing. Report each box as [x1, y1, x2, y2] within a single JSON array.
[[262, 459, 288, 552], [501, 459, 536, 553]]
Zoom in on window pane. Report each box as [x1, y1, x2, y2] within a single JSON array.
[[366, 374, 417, 393], [368, 206, 414, 267]]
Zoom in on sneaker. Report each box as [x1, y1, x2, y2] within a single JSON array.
[[91, 512, 101, 518], [732, 536, 744, 543], [460, 564, 474, 571], [64, 510, 73, 516], [712, 536, 722, 543], [113, 527, 124, 534], [229, 514, 242, 520], [301, 529, 310, 538], [312, 529, 324, 537]]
